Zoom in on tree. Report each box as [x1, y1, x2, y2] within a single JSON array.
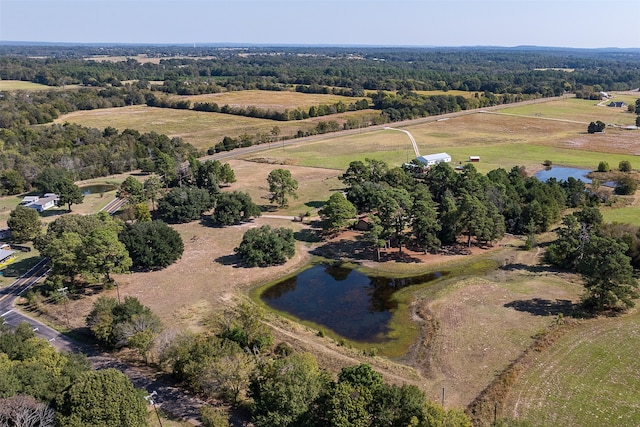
[[33, 167, 70, 194], [143, 175, 163, 211], [319, 192, 357, 232], [83, 227, 132, 283], [56, 178, 84, 211], [0, 170, 27, 195], [55, 369, 148, 427], [235, 225, 295, 267], [267, 169, 298, 207], [579, 235, 639, 312], [249, 353, 329, 427], [211, 191, 261, 226], [119, 220, 184, 270], [619, 160, 632, 172], [157, 186, 213, 223], [587, 121, 606, 134], [614, 176, 638, 195], [86, 296, 162, 355], [0, 394, 54, 427], [7, 205, 42, 243], [117, 176, 145, 205], [411, 193, 441, 254], [133, 203, 152, 222]]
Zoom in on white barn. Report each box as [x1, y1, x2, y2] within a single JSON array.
[[416, 153, 452, 166]]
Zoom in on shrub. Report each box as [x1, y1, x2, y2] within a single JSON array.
[[597, 161, 610, 172], [619, 160, 632, 172], [615, 176, 638, 195]]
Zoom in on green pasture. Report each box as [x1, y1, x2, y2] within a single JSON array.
[[600, 206, 640, 226], [507, 312, 640, 427]]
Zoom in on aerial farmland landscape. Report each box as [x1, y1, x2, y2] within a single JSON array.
[[1, 1, 640, 426]]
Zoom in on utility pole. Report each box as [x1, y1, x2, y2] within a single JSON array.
[[114, 280, 121, 304], [58, 287, 70, 328], [145, 391, 162, 426]]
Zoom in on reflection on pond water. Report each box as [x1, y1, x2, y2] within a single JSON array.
[[79, 184, 117, 195], [261, 264, 443, 343], [534, 167, 592, 183]]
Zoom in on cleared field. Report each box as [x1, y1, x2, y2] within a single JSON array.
[[600, 205, 640, 226], [408, 246, 583, 408], [175, 90, 362, 112], [247, 110, 640, 174], [415, 90, 477, 98], [0, 80, 55, 91], [504, 310, 640, 427], [498, 97, 636, 126], [55, 105, 381, 151]]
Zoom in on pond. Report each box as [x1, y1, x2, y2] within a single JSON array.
[[534, 167, 592, 183], [79, 184, 117, 195], [261, 264, 443, 343]]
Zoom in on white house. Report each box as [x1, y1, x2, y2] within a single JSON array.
[[21, 194, 60, 212], [416, 153, 452, 166]]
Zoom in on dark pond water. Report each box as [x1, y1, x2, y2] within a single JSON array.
[[80, 184, 117, 195], [534, 167, 591, 183], [261, 264, 442, 343]]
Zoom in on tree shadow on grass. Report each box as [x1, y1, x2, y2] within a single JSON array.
[[214, 254, 244, 267], [305, 201, 324, 209], [504, 298, 577, 317], [294, 229, 322, 243]]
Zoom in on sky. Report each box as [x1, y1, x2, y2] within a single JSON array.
[[1, 0, 639, 48]]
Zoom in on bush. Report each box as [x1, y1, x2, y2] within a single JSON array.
[[615, 176, 638, 195], [542, 159, 553, 167], [597, 161, 610, 172], [619, 160, 632, 172], [235, 225, 295, 267]]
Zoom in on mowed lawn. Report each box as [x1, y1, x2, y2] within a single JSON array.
[[175, 90, 363, 112], [504, 310, 640, 427]]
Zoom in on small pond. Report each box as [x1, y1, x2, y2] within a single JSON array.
[[534, 167, 592, 183], [261, 264, 443, 343], [79, 184, 117, 195]]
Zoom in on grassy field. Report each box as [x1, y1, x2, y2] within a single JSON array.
[[55, 106, 381, 151], [245, 110, 640, 175], [601, 205, 640, 225], [0, 80, 53, 91], [415, 89, 477, 98], [504, 310, 640, 426], [498, 96, 637, 125], [175, 90, 362, 112]]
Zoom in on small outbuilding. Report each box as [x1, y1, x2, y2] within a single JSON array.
[[469, 156, 481, 162], [607, 101, 627, 108], [0, 248, 16, 268], [416, 152, 452, 166]]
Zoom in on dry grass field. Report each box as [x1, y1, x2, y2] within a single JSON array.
[[55, 105, 380, 151], [174, 90, 360, 112]]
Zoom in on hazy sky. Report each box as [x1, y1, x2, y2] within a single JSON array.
[[1, 0, 638, 48]]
